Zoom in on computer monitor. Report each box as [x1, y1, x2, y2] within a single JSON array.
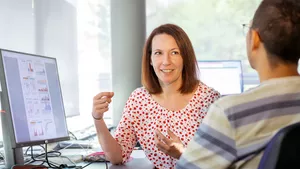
[[197, 60, 243, 96], [0, 49, 69, 166]]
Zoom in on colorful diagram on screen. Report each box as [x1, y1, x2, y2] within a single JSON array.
[[29, 121, 44, 138], [17, 59, 58, 140], [34, 62, 46, 75], [22, 76, 37, 95], [26, 99, 40, 118]]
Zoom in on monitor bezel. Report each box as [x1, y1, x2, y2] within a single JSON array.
[[0, 48, 70, 148], [197, 60, 244, 95]]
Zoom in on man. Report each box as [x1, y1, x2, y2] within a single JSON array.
[[176, 0, 300, 168]]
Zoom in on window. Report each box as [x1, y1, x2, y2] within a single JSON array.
[[0, 0, 112, 144], [146, 0, 261, 90], [66, 0, 112, 135]]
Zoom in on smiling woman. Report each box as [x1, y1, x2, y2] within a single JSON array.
[[150, 34, 184, 89], [92, 23, 221, 169], [142, 24, 199, 95]]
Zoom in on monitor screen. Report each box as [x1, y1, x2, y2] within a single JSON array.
[[197, 60, 243, 96], [0, 49, 69, 148]]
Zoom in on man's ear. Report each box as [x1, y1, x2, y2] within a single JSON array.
[[251, 30, 262, 51]]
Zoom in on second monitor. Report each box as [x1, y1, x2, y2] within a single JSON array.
[[197, 60, 243, 96]]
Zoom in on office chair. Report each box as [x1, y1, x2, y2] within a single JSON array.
[[257, 122, 300, 169]]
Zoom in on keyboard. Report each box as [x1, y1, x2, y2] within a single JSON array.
[[53, 140, 93, 150]]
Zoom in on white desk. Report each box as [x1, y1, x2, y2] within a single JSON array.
[[55, 149, 154, 169], [8, 158, 154, 169], [81, 158, 154, 169], [0, 146, 154, 169]]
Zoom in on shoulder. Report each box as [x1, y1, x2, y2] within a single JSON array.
[[207, 82, 300, 130], [211, 83, 272, 111], [212, 77, 300, 110], [129, 87, 149, 98], [124, 87, 152, 117], [198, 82, 221, 97], [125, 87, 150, 105]]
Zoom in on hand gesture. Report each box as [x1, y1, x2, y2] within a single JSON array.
[[92, 92, 114, 120], [154, 128, 185, 159]]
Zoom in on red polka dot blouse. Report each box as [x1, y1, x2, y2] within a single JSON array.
[[114, 82, 220, 169]]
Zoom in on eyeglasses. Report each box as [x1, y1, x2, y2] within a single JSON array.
[[242, 24, 250, 36]]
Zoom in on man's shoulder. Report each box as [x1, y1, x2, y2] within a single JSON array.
[[213, 89, 260, 110], [215, 79, 300, 111]]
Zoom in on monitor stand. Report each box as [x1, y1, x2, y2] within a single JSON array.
[[1, 92, 24, 168]]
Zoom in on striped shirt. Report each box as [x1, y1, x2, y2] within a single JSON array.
[[176, 76, 300, 169]]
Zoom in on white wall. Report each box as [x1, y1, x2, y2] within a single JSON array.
[[0, 0, 34, 142], [0, 0, 35, 53], [34, 0, 79, 117]]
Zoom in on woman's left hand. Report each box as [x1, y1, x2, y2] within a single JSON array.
[[154, 128, 185, 159]]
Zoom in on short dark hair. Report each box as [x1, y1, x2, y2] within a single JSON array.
[[141, 24, 199, 94], [252, 0, 300, 64]]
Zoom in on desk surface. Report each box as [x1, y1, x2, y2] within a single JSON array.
[[0, 146, 154, 169], [55, 149, 154, 169], [82, 158, 154, 169], [75, 149, 154, 169], [1, 157, 154, 169], [6, 158, 154, 169]]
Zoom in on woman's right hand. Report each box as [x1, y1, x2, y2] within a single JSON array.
[[92, 92, 114, 120]]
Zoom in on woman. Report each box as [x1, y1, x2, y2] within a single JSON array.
[[92, 24, 220, 169]]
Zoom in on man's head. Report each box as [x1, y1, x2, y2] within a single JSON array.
[[246, 0, 300, 71]]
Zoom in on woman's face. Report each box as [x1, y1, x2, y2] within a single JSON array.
[[150, 34, 183, 87]]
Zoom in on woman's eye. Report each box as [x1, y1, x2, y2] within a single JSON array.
[[154, 51, 161, 55], [171, 51, 179, 55]]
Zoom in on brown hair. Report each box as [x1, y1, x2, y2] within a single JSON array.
[[141, 23, 199, 94]]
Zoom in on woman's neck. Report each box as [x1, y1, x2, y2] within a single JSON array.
[[160, 81, 182, 99], [153, 81, 197, 111]]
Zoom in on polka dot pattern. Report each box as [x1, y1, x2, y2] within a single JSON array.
[[115, 82, 220, 169]]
